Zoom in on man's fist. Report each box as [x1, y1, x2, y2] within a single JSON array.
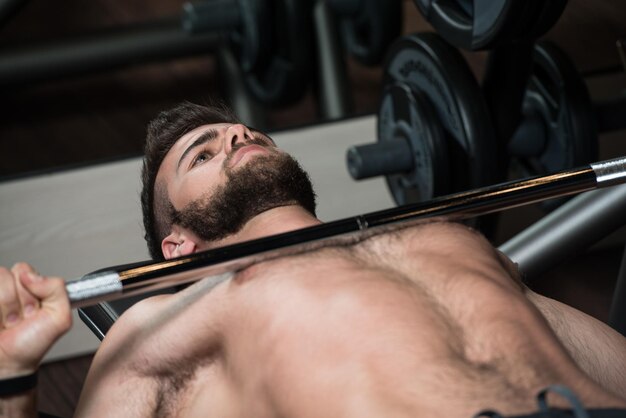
[[0, 263, 72, 377]]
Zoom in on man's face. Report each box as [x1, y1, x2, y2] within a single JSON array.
[[157, 123, 275, 212], [155, 123, 315, 247]]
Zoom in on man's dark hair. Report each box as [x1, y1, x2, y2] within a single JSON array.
[[141, 101, 240, 260]]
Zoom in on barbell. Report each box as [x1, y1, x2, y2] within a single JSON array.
[[67, 156, 626, 308]]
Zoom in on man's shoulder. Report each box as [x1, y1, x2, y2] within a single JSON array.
[[115, 293, 171, 328], [95, 293, 171, 356]]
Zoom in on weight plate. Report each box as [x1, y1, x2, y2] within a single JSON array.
[[412, 0, 526, 50], [230, 0, 273, 72], [382, 32, 497, 205], [243, 0, 314, 106], [512, 41, 597, 194], [378, 82, 449, 204], [340, 0, 403, 66]]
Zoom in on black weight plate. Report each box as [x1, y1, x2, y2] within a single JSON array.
[[378, 82, 449, 204], [341, 0, 403, 66], [243, 0, 314, 106], [513, 41, 597, 198], [412, 0, 526, 50], [382, 32, 497, 205], [230, 0, 273, 72]]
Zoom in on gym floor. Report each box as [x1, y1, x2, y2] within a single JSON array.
[[1, 1, 625, 416]]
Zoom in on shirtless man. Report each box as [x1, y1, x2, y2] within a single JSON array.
[[1, 102, 625, 417]]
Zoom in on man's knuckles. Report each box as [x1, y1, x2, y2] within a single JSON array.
[[37, 277, 72, 330], [0, 274, 20, 312], [11, 262, 36, 274]]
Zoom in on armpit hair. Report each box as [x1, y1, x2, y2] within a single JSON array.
[[153, 363, 197, 418], [144, 356, 215, 418]]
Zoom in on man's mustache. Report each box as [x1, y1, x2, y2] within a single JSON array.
[[223, 137, 277, 169]]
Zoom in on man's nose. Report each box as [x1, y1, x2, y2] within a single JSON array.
[[224, 124, 253, 154]]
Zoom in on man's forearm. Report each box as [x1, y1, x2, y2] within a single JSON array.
[[0, 266, 73, 418], [0, 390, 37, 418]]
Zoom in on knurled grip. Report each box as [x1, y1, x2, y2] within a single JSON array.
[[66, 272, 122, 305], [591, 157, 626, 187]]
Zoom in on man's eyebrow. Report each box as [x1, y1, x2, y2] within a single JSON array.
[[176, 129, 218, 172]]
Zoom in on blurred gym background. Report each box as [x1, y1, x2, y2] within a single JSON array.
[[1, 1, 625, 416]]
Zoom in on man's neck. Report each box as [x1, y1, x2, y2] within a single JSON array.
[[204, 205, 322, 250]]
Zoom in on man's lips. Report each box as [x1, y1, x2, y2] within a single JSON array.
[[228, 144, 271, 168]]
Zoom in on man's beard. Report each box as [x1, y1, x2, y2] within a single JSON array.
[[171, 150, 317, 244]]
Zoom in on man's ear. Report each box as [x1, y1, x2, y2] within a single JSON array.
[[161, 226, 199, 259]]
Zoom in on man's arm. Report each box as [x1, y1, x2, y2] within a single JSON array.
[[0, 263, 72, 418], [526, 289, 626, 399], [495, 249, 626, 399], [496, 250, 626, 399]]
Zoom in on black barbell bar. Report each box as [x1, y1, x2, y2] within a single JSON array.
[[0, 17, 220, 89], [0, 0, 268, 89], [66, 156, 626, 308]]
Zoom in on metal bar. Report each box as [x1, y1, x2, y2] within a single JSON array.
[[312, 0, 353, 120], [215, 46, 268, 131], [0, 17, 221, 88], [65, 157, 626, 308], [499, 183, 626, 278]]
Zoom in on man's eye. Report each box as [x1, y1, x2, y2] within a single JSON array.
[[192, 151, 211, 166]]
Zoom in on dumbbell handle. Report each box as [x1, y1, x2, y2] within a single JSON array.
[[0, 18, 221, 89], [346, 137, 414, 179]]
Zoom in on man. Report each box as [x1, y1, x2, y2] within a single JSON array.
[[1, 101, 625, 417]]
